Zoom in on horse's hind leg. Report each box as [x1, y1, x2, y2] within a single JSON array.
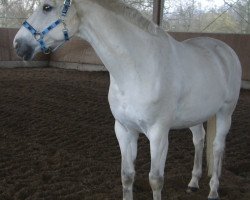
[[208, 107, 233, 200], [115, 121, 139, 200], [187, 124, 205, 193]]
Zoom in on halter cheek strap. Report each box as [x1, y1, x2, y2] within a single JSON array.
[[22, 0, 72, 54], [62, 0, 71, 17]]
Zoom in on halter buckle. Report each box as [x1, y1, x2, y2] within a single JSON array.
[[61, 19, 67, 28], [64, 0, 72, 7]]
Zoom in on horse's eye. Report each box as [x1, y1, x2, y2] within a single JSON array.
[[43, 4, 53, 12]]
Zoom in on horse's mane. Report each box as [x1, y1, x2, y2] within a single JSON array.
[[93, 0, 160, 35]]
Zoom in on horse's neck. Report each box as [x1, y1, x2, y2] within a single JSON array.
[[75, 0, 176, 89]]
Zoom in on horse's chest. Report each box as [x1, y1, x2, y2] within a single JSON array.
[[108, 88, 151, 132]]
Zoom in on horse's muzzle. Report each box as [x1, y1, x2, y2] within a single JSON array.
[[14, 38, 34, 61]]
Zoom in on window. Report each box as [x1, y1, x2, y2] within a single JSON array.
[[0, 0, 39, 28], [163, 0, 250, 34], [123, 0, 154, 20]]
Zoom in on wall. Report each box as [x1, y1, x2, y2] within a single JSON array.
[[49, 37, 105, 71], [0, 28, 49, 68], [1, 28, 250, 82]]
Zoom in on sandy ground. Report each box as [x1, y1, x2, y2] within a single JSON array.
[[0, 68, 249, 200]]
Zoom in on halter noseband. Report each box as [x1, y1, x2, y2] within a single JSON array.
[[23, 0, 72, 54]]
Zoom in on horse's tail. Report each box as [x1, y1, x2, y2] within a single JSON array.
[[206, 115, 216, 177]]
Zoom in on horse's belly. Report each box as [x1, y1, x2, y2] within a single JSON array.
[[173, 86, 225, 128]]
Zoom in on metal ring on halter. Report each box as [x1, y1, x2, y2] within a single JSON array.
[[34, 32, 43, 41], [43, 47, 52, 54]]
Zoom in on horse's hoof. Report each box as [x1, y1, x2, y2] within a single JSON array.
[[186, 186, 199, 193]]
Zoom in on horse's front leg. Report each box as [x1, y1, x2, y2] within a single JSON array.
[[115, 121, 139, 200], [148, 125, 169, 200]]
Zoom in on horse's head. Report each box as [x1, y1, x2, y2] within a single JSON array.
[[13, 0, 79, 60]]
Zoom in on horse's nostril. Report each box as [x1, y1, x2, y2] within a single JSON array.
[[14, 38, 22, 50], [14, 39, 34, 61]]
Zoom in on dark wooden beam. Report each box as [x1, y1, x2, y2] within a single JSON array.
[[153, 0, 164, 26]]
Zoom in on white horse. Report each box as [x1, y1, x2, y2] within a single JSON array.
[[13, 0, 242, 199]]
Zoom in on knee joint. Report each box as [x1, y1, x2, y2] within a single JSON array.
[[149, 173, 164, 191], [213, 142, 225, 153], [122, 171, 135, 187]]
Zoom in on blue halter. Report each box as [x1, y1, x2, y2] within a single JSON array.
[[23, 0, 72, 54]]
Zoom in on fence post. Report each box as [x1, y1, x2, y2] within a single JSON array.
[[153, 0, 164, 26]]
